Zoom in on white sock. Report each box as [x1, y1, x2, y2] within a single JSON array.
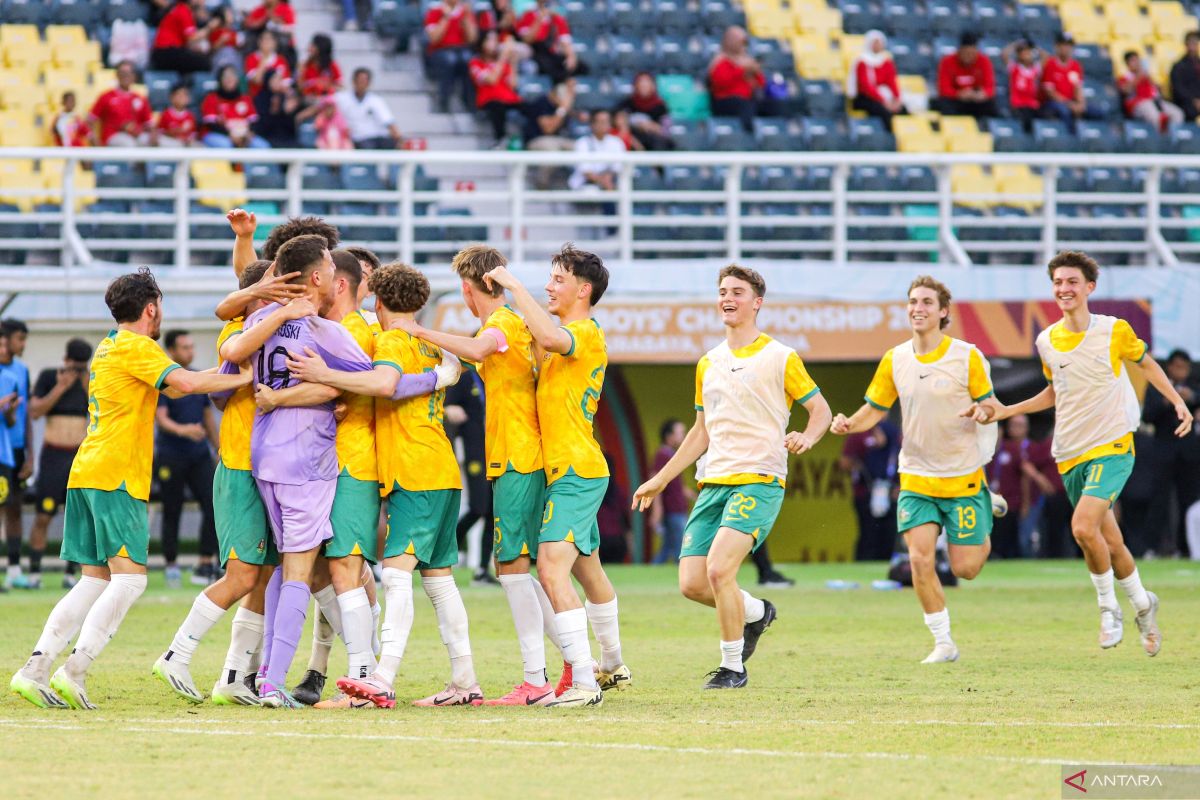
[[338, 587, 376, 680], [24, 575, 109, 681], [1090, 568, 1118, 609], [720, 639, 744, 672], [65, 573, 147, 680], [222, 607, 264, 683], [377, 567, 414, 685], [584, 597, 623, 672], [423, 574, 476, 688], [371, 601, 382, 657], [923, 608, 952, 646], [166, 591, 226, 666], [742, 590, 765, 624], [307, 609, 335, 674], [555, 607, 596, 690], [313, 584, 344, 639], [1117, 568, 1151, 613], [531, 577, 563, 656], [499, 573, 547, 685]]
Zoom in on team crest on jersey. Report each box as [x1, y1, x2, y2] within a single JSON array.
[[256, 538, 265, 554], [898, 508, 911, 523]]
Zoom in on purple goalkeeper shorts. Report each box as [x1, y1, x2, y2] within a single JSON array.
[[254, 477, 336, 553]]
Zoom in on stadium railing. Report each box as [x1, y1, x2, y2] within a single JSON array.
[[0, 147, 1196, 275]]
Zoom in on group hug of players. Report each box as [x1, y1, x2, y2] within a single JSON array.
[[9, 212, 1194, 709]]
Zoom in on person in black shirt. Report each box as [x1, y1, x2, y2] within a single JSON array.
[[616, 72, 677, 151], [1169, 31, 1200, 122], [444, 370, 497, 585], [1142, 348, 1200, 555], [155, 330, 219, 588]]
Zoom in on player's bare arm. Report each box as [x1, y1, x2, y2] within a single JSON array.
[[959, 395, 1006, 424], [228, 208, 259, 278], [255, 381, 341, 414], [483, 265, 572, 354], [1132, 354, 1195, 436], [219, 298, 316, 363], [785, 391, 833, 454], [214, 268, 306, 321], [393, 316, 500, 364], [964, 386, 1054, 424], [162, 364, 252, 396], [830, 402, 887, 436], [633, 412, 710, 511]]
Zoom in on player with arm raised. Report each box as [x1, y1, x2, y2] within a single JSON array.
[[964, 251, 1191, 655], [832, 276, 1001, 664], [10, 269, 251, 710], [634, 265, 831, 689]]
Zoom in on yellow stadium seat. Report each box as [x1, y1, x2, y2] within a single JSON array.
[[950, 165, 995, 209], [0, 159, 39, 211], [1110, 38, 1145, 77], [797, 49, 845, 80], [795, 5, 844, 39], [1059, 2, 1110, 43], [995, 165, 1045, 211], [0, 24, 40, 49], [53, 40, 101, 70], [945, 132, 993, 153], [746, 8, 792, 39], [0, 84, 42, 113], [790, 35, 833, 71], [939, 115, 980, 138], [44, 25, 86, 48], [898, 75, 928, 96], [894, 115, 942, 152], [42, 67, 89, 107], [90, 66, 116, 89], [194, 173, 248, 210], [1106, 10, 1156, 44], [4, 39, 52, 71]]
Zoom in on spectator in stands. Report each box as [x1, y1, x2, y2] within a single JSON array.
[[425, 0, 479, 113], [1002, 38, 1041, 133], [649, 419, 694, 564], [310, 97, 354, 149], [51, 92, 90, 148], [1169, 31, 1200, 122], [933, 31, 996, 119], [208, 5, 242, 73], [597, 452, 631, 564], [1120, 51, 1185, 133], [245, 0, 297, 53], [89, 61, 154, 147], [300, 33, 344, 99], [1040, 33, 1089, 131], [340, 0, 361, 32], [253, 69, 302, 148], [611, 109, 642, 151], [335, 68, 403, 149], [839, 420, 900, 562], [202, 65, 270, 149], [523, 81, 575, 149], [708, 25, 766, 132], [469, 31, 523, 144], [154, 84, 199, 146], [517, 0, 581, 84], [1028, 431, 1074, 558], [479, 0, 531, 62], [246, 29, 292, 98], [847, 30, 905, 132], [149, 0, 216, 74], [616, 72, 676, 151], [569, 108, 625, 191], [1142, 349, 1200, 556]]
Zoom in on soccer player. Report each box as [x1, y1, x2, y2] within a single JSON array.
[[288, 262, 480, 708], [9, 269, 250, 710], [482, 246, 630, 708], [829, 276, 999, 664], [395, 244, 559, 706], [964, 251, 1192, 655], [226, 207, 340, 280], [0, 318, 31, 590], [633, 265, 831, 689]]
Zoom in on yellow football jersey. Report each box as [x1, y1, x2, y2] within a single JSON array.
[[337, 310, 378, 482], [216, 320, 255, 471], [373, 330, 461, 493], [477, 305, 542, 477], [68, 329, 181, 500], [537, 318, 609, 484]]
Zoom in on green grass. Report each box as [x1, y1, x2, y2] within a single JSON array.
[[3, 561, 1199, 799]]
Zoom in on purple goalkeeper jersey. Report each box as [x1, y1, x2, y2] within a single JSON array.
[[245, 304, 373, 485]]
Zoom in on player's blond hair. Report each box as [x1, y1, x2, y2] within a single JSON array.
[[719, 264, 766, 297], [369, 262, 430, 313], [908, 275, 952, 330], [1047, 250, 1100, 283], [452, 244, 507, 298]]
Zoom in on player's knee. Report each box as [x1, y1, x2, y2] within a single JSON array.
[[909, 550, 935, 574], [679, 574, 706, 602], [705, 561, 734, 588], [952, 560, 982, 580], [1070, 521, 1096, 545]]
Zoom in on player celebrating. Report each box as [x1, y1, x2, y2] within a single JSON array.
[[395, 244, 559, 706], [289, 262, 478, 708], [965, 251, 1190, 655], [482, 245, 629, 708], [10, 269, 250, 709], [831, 276, 1000, 664], [634, 265, 831, 689]]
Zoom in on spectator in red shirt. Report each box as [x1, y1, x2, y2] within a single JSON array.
[[150, 0, 215, 74], [479, 0, 530, 61], [1002, 38, 1041, 132], [155, 84, 199, 146], [933, 31, 997, 119], [88, 61, 154, 146], [201, 65, 269, 149], [245, 0, 296, 46], [847, 30, 906, 132], [707, 25, 767, 131], [425, 0, 479, 112], [469, 31, 522, 143], [517, 0, 581, 85], [648, 419, 695, 564], [1119, 50, 1184, 132], [51, 91, 91, 147], [208, 5, 242, 73], [300, 33, 343, 99], [1040, 32, 1090, 131], [246, 29, 292, 98]]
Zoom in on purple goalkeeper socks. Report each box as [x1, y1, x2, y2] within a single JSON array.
[[260, 567, 283, 674], [264, 580, 310, 688]]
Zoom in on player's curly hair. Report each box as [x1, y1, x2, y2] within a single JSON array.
[[552, 243, 609, 306], [908, 275, 953, 330], [369, 262, 430, 314], [261, 216, 340, 261], [1047, 250, 1100, 283], [718, 264, 766, 297], [452, 244, 507, 298], [238, 259, 273, 290], [105, 267, 162, 323]]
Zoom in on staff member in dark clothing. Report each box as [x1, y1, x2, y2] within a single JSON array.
[[1142, 348, 1200, 556], [155, 330, 219, 588], [840, 420, 900, 562], [27, 338, 92, 589], [445, 370, 497, 585]]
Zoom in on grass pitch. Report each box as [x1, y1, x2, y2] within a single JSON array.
[[2, 561, 1198, 799]]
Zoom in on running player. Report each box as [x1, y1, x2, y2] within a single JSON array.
[[288, 262, 478, 708], [395, 244, 559, 706], [634, 265, 831, 689], [9, 269, 250, 709], [964, 251, 1190, 654], [832, 276, 1000, 664], [482, 246, 629, 708]]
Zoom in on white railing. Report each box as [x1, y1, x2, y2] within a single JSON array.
[[1, 146, 1199, 282]]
